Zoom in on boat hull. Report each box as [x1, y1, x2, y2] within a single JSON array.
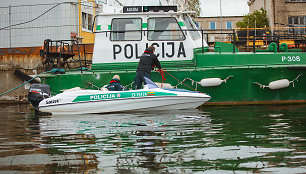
[[40, 65, 306, 105], [39, 89, 211, 114]]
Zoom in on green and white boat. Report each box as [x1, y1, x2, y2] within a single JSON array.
[[37, 77, 210, 114], [39, 6, 306, 105]]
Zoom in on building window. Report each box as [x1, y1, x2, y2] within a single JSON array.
[[88, 14, 93, 31], [288, 16, 306, 34], [111, 18, 142, 41], [82, 12, 93, 31], [210, 22, 216, 30], [148, 17, 185, 41], [226, 21, 232, 29]]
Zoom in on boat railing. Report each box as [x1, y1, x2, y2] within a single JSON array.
[[251, 35, 306, 53], [235, 27, 306, 52], [40, 39, 92, 72]]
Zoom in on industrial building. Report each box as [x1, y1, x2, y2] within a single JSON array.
[[0, 0, 99, 48]]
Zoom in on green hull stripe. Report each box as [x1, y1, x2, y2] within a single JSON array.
[[72, 91, 177, 102], [91, 60, 195, 70]]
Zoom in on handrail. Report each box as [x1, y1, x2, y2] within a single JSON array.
[[41, 39, 93, 71]]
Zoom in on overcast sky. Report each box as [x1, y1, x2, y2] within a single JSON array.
[[200, 0, 249, 17], [100, 0, 250, 17]]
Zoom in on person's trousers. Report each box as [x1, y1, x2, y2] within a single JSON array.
[[134, 71, 151, 89]]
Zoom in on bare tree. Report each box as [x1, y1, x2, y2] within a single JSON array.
[[173, 0, 201, 16], [186, 0, 201, 17]]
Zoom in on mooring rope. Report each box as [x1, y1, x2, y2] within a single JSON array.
[[0, 70, 51, 96], [163, 69, 205, 93], [124, 81, 134, 90], [159, 69, 166, 88], [290, 74, 302, 87], [171, 75, 233, 90], [252, 82, 267, 89], [83, 82, 100, 90]]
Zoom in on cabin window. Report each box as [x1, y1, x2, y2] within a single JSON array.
[[183, 14, 201, 40], [147, 17, 185, 41], [111, 18, 142, 41]]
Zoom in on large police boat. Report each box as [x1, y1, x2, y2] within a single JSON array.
[[38, 6, 306, 105]]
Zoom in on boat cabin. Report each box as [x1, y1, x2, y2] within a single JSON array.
[[92, 6, 207, 69]]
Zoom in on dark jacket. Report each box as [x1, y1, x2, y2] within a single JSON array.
[[106, 78, 123, 91], [136, 51, 161, 74]]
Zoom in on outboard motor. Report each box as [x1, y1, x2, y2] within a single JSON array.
[[28, 84, 51, 114]]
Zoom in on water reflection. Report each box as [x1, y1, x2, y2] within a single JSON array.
[[0, 105, 98, 173], [0, 105, 305, 173]]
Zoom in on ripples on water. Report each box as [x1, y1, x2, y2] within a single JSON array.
[[0, 104, 305, 173]]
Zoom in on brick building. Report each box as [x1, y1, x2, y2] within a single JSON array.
[[248, 0, 306, 34], [194, 16, 244, 42]]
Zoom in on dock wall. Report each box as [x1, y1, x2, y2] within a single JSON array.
[[0, 47, 43, 71], [0, 45, 93, 103]]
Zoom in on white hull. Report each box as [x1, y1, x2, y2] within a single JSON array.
[[39, 88, 210, 115]]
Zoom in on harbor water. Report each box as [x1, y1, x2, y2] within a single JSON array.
[[0, 104, 305, 173]]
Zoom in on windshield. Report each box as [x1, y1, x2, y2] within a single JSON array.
[[183, 14, 201, 40], [144, 77, 158, 89], [148, 17, 185, 41]]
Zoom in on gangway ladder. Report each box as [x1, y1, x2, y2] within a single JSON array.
[[69, 42, 93, 72], [82, 43, 93, 68]]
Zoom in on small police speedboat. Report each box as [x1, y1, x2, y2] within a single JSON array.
[[28, 78, 210, 115]]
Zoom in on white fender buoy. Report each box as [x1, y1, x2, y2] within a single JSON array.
[[199, 78, 223, 87], [254, 74, 301, 90], [268, 79, 290, 90], [173, 76, 233, 89], [155, 82, 173, 89]]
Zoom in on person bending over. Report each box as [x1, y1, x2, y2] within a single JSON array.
[[134, 46, 162, 89]]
